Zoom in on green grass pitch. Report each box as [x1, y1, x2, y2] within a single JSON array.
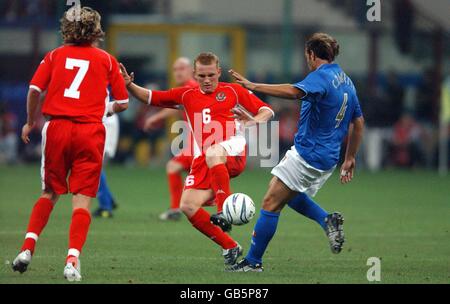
[[0, 165, 449, 284]]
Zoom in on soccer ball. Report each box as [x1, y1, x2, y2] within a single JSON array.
[[223, 193, 256, 225]]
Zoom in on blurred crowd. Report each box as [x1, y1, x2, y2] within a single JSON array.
[[356, 70, 439, 170], [0, 0, 448, 170], [1, 68, 449, 171], [0, 0, 163, 25]]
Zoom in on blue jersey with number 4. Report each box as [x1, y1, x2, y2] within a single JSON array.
[[292, 63, 363, 171]]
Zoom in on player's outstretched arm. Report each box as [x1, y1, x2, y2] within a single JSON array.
[[229, 69, 304, 100], [231, 107, 273, 127], [21, 88, 41, 144], [340, 116, 364, 184], [119, 63, 150, 104]]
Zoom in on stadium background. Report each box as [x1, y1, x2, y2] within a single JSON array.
[[0, 0, 449, 284]]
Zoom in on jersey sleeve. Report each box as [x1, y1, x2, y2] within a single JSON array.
[[352, 95, 363, 120], [109, 56, 129, 104], [233, 84, 275, 117], [293, 71, 327, 102], [148, 87, 189, 109], [29, 52, 53, 93]]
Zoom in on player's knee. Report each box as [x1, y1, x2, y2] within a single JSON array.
[[41, 191, 59, 205], [262, 193, 282, 212], [166, 159, 183, 174], [72, 194, 92, 210], [180, 199, 195, 215], [205, 145, 226, 168]]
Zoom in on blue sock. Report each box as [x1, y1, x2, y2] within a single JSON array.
[[246, 210, 280, 265], [288, 193, 328, 230], [97, 171, 114, 211]]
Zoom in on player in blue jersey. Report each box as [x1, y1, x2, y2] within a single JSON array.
[[228, 33, 365, 272]]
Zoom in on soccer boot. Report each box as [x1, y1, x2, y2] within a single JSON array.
[[92, 208, 113, 218], [159, 209, 182, 221], [12, 250, 32, 274], [226, 258, 264, 272], [223, 243, 243, 266], [64, 256, 82, 282], [210, 212, 232, 232], [325, 212, 345, 254]]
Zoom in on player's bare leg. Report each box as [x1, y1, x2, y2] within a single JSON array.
[[180, 188, 242, 266], [205, 144, 233, 232], [63, 194, 92, 282], [12, 191, 59, 274], [159, 159, 185, 221], [228, 177, 296, 272]]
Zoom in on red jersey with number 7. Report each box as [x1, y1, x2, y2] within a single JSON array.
[[30, 45, 129, 123]]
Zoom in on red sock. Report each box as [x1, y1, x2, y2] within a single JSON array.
[[21, 198, 54, 254], [67, 208, 91, 261], [210, 164, 230, 213], [189, 208, 237, 249], [167, 172, 183, 210]]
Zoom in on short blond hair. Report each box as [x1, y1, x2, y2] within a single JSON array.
[[194, 52, 220, 68], [60, 7, 105, 45]]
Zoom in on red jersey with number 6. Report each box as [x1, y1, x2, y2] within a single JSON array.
[[148, 82, 274, 157], [30, 45, 129, 123]]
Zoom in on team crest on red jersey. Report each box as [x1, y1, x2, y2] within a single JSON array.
[[216, 92, 226, 102]]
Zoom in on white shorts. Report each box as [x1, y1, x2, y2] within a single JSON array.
[[103, 115, 119, 159], [271, 146, 335, 197], [219, 135, 246, 156]]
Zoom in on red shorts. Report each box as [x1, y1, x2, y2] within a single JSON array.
[[41, 119, 105, 198], [171, 148, 194, 172], [184, 154, 246, 190]]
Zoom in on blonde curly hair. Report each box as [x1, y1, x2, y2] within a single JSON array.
[[60, 6, 105, 45]]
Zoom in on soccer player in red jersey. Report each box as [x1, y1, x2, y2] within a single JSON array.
[[143, 57, 199, 221], [121, 52, 274, 266], [11, 7, 129, 282]]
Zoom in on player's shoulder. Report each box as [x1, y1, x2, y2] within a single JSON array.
[[310, 65, 331, 80], [42, 45, 67, 62], [173, 85, 197, 99], [221, 82, 239, 89], [90, 47, 117, 63], [176, 85, 197, 93], [184, 79, 198, 89], [221, 82, 248, 95]]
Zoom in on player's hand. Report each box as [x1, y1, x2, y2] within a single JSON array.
[[229, 69, 256, 90], [143, 116, 160, 131], [21, 123, 35, 144], [231, 107, 257, 128], [119, 63, 134, 87], [340, 158, 355, 184]]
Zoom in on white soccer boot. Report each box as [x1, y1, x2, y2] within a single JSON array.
[[12, 250, 32, 273], [64, 256, 82, 282]]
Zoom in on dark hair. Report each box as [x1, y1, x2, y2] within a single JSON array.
[[194, 52, 220, 68], [305, 33, 340, 62], [60, 6, 105, 45]]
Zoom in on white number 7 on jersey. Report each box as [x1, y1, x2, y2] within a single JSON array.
[[64, 58, 89, 99]]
